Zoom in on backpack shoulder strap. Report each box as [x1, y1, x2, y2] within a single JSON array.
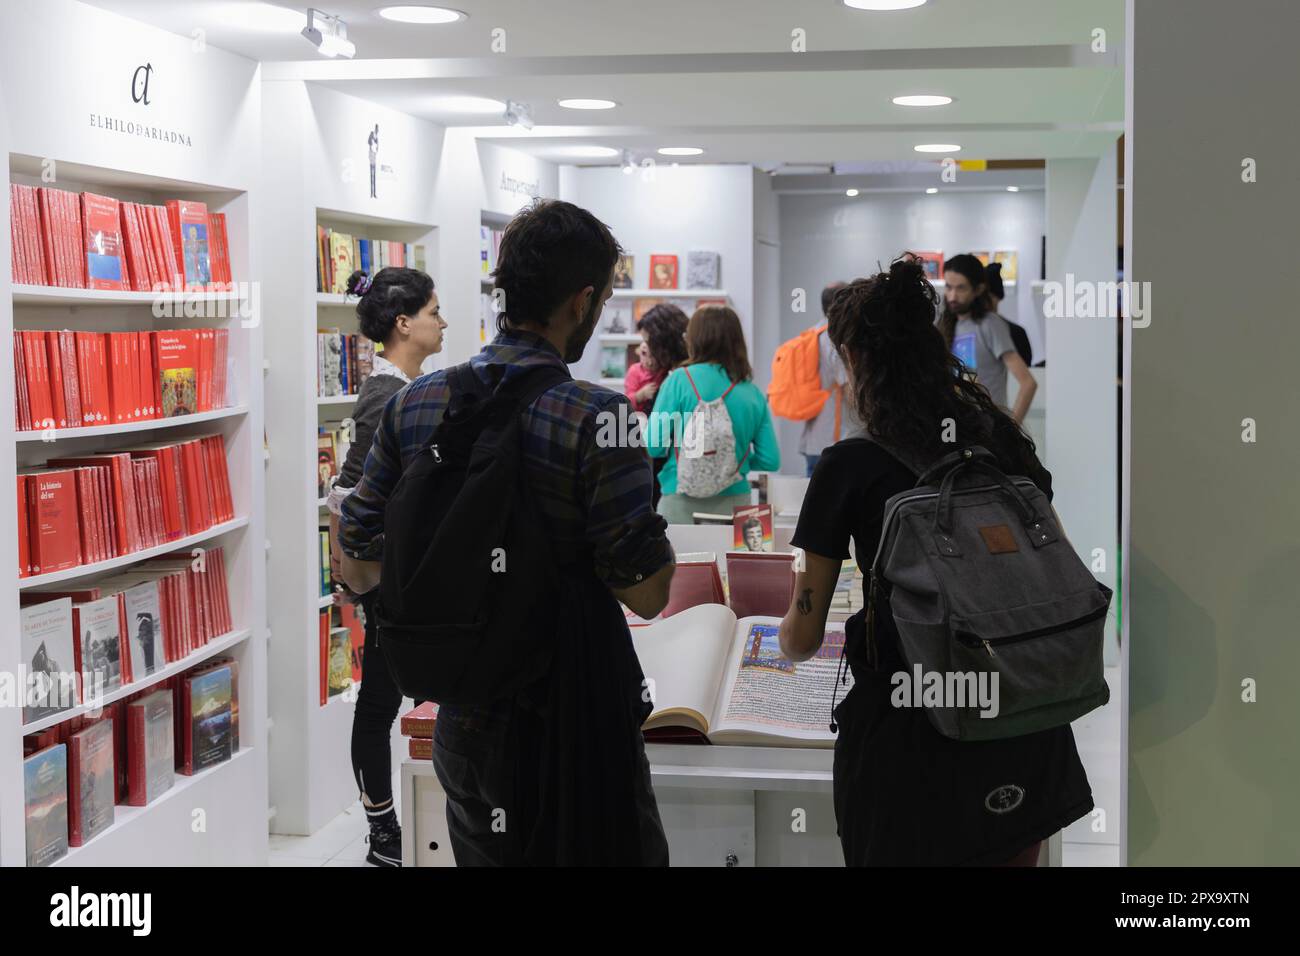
[[497, 362, 570, 412]]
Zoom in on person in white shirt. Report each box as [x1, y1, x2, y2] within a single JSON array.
[[800, 282, 863, 475]]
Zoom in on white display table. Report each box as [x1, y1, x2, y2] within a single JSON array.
[[401, 742, 1059, 866]]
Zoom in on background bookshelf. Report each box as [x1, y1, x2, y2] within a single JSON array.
[[0, 155, 267, 868]]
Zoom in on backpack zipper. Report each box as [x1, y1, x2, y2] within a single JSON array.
[[954, 602, 1109, 656]]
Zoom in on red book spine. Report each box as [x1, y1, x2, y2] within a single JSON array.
[[10, 184, 25, 283], [74, 470, 94, 565], [14, 333, 31, 431], [98, 467, 117, 559], [37, 189, 59, 286], [93, 333, 110, 425], [138, 330, 154, 419], [60, 331, 82, 428], [29, 470, 82, 573], [24, 185, 47, 285], [127, 704, 148, 805], [17, 475, 30, 577], [23, 332, 54, 430], [63, 190, 86, 288], [44, 332, 67, 429]]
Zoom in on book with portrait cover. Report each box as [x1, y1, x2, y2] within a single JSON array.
[[68, 719, 115, 846], [24, 744, 69, 867], [164, 200, 211, 289], [649, 254, 678, 290], [153, 330, 198, 417], [613, 254, 634, 288], [732, 503, 774, 552]]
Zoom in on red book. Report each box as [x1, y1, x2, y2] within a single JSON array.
[[36, 188, 59, 286], [72, 470, 96, 564], [22, 331, 55, 430], [165, 200, 210, 289], [80, 192, 126, 291], [153, 330, 197, 418], [24, 468, 83, 574], [724, 551, 796, 619], [44, 332, 68, 429], [127, 204, 157, 290], [48, 454, 140, 556], [17, 475, 30, 577], [179, 440, 212, 534], [107, 332, 126, 424], [14, 333, 31, 430], [10, 184, 26, 283], [58, 331, 82, 430], [126, 691, 174, 806], [58, 189, 86, 288], [214, 329, 229, 408], [207, 212, 231, 286], [67, 719, 115, 846], [400, 702, 440, 738], [319, 611, 329, 706], [138, 330, 155, 419], [408, 737, 433, 760], [214, 548, 232, 634], [649, 254, 679, 290], [24, 184, 49, 285], [661, 558, 725, 618]]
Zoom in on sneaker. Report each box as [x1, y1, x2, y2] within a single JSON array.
[[366, 821, 402, 867]]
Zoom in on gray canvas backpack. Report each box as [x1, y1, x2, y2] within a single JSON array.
[[867, 444, 1111, 741]]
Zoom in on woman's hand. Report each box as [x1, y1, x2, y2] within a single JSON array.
[[636, 380, 660, 404]]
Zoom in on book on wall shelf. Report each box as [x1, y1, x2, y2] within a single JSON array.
[[316, 225, 427, 294], [685, 250, 721, 290], [633, 298, 663, 324], [649, 254, 678, 290], [631, 603, 849, 747], [317, 331, 374, 398], [9, 184, 233, 291], [67, 718, 115, 847], [612, 254, 634, 289], [12, 328, 230, 432], [23, 744, 69, 867]]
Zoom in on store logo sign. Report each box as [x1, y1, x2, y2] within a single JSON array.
[[131, 63, 154, 105], [500, 171, 539, 198], [88, 62, 193, 148]]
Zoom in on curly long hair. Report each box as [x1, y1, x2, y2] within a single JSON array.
[[636, 303, 689, 372], [826, 257, 1037, 472]]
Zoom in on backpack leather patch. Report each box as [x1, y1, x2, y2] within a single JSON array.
[[979, 524, 1019, 554]]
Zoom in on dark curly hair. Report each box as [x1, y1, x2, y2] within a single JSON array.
[[827, 257, 1038, 472], [346, 267, 434, 345], [492, 199, 621, 333], [635, 303, 688, 372]]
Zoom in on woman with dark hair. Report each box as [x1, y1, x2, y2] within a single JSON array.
[[985, 261, 1034, 367], [327, 265, 446, 867], [646, 305, 780, 523], [937, 253, 1037, 422], [777, 258, 1093, 867], [625, 303, 688, 415]]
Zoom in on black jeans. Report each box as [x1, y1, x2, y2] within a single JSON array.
[[350, 591, 406, 818], [432, 700, 670, 866]]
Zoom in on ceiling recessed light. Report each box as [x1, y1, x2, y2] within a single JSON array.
[[925, 187, 939, 194], [430, 95, 506, 114], [843, 0, 928, 10], [915, 143, 961, 153], [892, 94, 953, 107], [845, 188, 859, 197], [566, 146, 620, 158], [558, 98, 618, 111], [658, 146, 704, 156], [1006, 186, 1020, 192], [377, 6, 467, 23]]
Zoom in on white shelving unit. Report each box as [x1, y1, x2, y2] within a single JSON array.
[[1, 155, 267, 868], [263, 189, 435, 835]]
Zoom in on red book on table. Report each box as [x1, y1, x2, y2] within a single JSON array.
[[661, 558, 725, 618], [725, 551, 797, 620]]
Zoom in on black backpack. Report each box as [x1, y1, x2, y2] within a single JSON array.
[[374, 362, 568, 705]]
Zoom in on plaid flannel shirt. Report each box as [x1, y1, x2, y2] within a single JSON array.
[[338, 329, 671, 589]]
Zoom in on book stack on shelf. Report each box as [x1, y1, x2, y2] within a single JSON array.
[[317, 420, 351, 500], [22, 651, 240, 867], [316, 226, 427, 293], [18, 435, 235, 578], [316, 330, 373, 398], [479, 224, 504, 279], [9, 184, 232, 291], [14, 328, 230, 432]]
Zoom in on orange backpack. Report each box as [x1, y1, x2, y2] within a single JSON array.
[[769, 325, 835, 421]]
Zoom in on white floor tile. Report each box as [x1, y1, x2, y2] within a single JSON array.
[[269, 806, 368, 859], [330, 830, 371, 863]]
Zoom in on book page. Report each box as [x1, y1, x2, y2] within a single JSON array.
[[709, 617, 853, 745], [630, 603, 737, 734]]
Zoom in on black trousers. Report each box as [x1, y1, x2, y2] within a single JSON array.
[[350, 591, 406, 817]]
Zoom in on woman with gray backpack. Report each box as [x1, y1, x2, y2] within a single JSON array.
[[778, 258, 1106, 866], [645, 305, 780, 523]]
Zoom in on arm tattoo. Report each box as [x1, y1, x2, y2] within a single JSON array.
[[796, 587, 813, 616]]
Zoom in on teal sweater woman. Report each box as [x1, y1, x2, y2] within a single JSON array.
[[646, 305, 780, 523]]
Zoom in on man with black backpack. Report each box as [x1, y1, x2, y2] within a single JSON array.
[[337, 199, 676, 866]]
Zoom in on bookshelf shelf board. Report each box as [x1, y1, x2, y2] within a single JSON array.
[[52, 747, 256, 866], [13, 285, 246, 307], [317, 395, 358, 406], [318, 594, 334, 609], [14, 405, 248, 443], [20, 628, 253, 735], [18, 517, 249, 589]]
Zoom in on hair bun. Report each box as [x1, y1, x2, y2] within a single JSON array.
[[345, 269, 372, 298]]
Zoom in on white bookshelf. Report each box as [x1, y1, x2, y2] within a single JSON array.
[[1, 154, 267, 868], [263, 188, 434, 836]]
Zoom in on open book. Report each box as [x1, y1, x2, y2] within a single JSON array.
[[631, 604, 851, 747]]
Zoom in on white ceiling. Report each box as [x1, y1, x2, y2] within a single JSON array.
[[83, 0, 1126, 167]]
